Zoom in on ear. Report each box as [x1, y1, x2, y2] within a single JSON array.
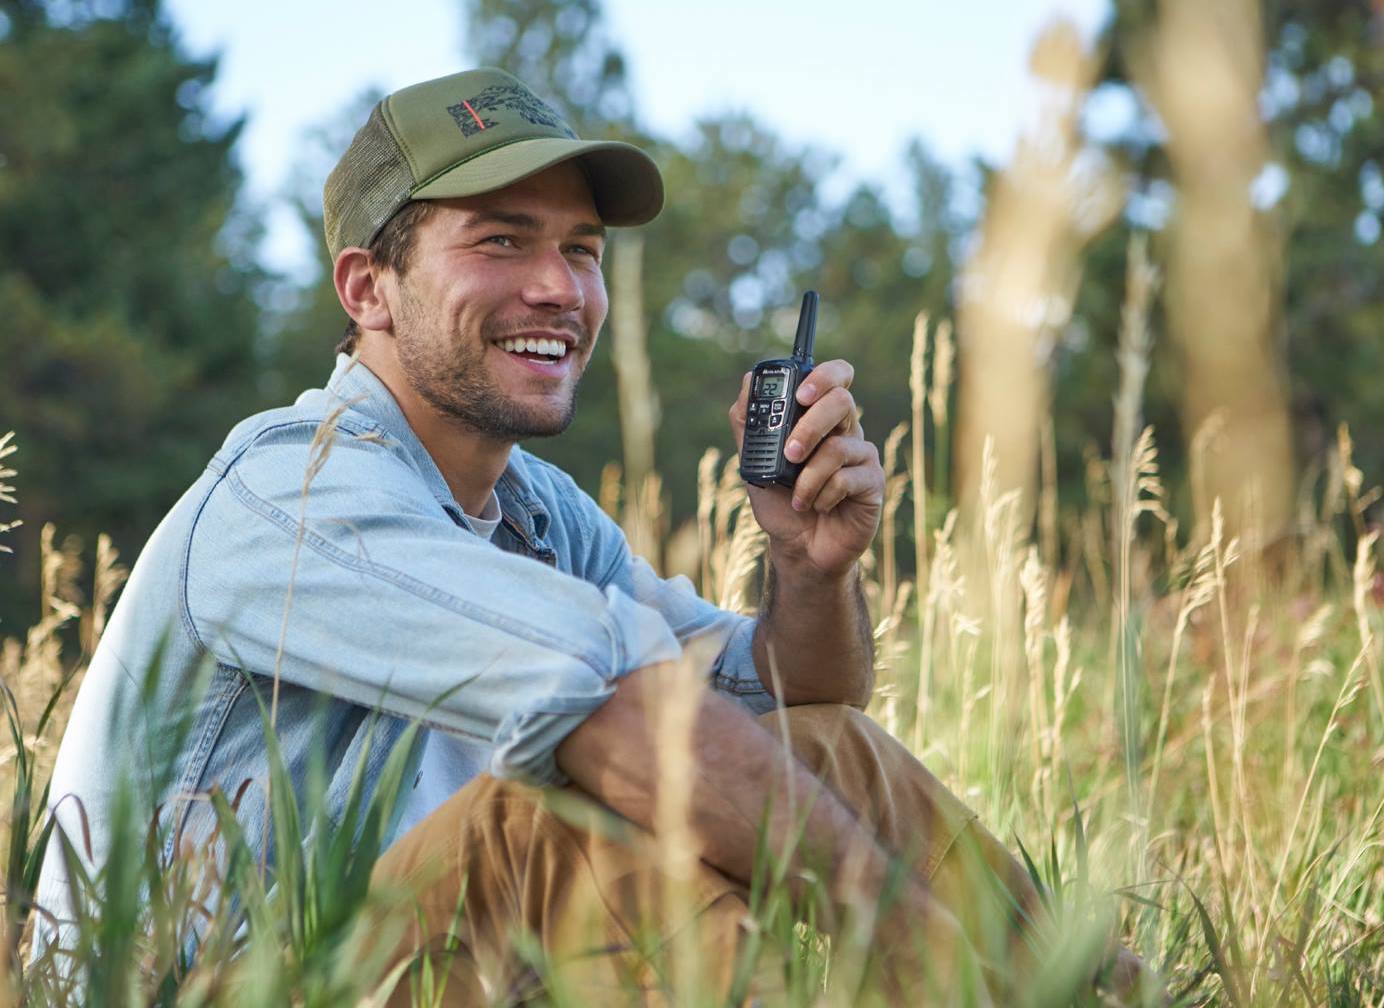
[[334, 247, 394, 332]]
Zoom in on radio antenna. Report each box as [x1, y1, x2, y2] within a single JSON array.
[[791, 290, 818, 364]]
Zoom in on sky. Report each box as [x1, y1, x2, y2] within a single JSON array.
[[163, 0, 1114, 278]]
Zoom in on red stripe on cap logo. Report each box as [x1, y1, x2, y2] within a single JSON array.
[[461, 100, 486, 130]]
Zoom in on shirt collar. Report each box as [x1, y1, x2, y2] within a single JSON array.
[[323, 354, 551, 546]]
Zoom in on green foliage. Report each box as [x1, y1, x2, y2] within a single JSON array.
[[1078, 0, 1384, 513], [8, 655, 421, 1005], [260, 91, 383, 403], [0, 0, 268, 628], [1263, 3, 1384, 480]]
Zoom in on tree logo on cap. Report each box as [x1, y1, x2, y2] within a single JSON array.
[[447, 85, 577, 140]]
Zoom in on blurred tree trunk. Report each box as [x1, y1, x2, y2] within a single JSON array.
[[1140, 0, 1294, 547], [609, 232, 663, 565], [955, 23, 1113, 538]]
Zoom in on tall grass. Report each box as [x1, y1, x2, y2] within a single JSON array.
[[4, 9, 1384, 1007], [5, 252, 1383, 1001]]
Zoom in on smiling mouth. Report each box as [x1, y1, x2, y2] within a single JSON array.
[[497, 336, 570, 363]]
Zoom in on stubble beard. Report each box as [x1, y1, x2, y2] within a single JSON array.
[[394, 288, 588, 442]]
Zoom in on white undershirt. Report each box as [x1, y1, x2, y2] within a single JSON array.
[[457, 489, 502, 540]]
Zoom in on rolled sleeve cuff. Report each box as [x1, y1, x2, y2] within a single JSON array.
[[711, 619, 778, 716], [487, 586, 683, 786]]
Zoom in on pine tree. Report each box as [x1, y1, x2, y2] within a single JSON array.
[[0, 0, 266, 626]]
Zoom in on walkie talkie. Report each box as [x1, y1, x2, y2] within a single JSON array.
[[740, 290, 817, 488]]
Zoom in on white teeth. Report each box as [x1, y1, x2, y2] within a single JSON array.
[[498, 337, 569, 359]]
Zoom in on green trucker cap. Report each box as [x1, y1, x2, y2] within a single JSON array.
[[323, 68, 663, 258]]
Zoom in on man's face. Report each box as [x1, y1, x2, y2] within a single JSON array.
[[389, 161, 609, 441]]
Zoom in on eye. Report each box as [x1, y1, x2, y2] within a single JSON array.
[[566, 243, 602, 261], [481, 234, 517, 248]]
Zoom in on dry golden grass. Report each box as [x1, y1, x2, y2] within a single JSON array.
[[3, 7, 1383, 1005]]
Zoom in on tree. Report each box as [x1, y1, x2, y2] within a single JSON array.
[[1081, 0, 1384, 520], [261, 92, 384, 403], [0, 0, 266, 627]]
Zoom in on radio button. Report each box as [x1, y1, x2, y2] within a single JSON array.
[[770, 400, 785, 414]]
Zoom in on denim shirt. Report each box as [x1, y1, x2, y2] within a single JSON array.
[[35, 354, 774, 943]]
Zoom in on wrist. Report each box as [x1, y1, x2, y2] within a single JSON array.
[[768, 547, 858, 589]]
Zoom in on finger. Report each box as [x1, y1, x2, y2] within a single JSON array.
[[834, 405, 863, 437], [790, 437, 879, 511], [728, 371, 751, 439], [795, 443, 883, 514], [813, 465, 883, 514], [795, 360, 855, 407], [785, 386, 856, 464]]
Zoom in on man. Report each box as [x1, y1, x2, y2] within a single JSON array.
[[36, 68, 1133, 1004]]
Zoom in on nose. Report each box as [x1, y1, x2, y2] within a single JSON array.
[[521, 247, 584, 314]]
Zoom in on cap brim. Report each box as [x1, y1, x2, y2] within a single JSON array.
[[410, 137, 663, 226]]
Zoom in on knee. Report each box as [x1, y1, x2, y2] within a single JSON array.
[[379, 775, 556, 878], [446, 776, 597, 860], [755, 700, 874, 734], [754, 702, 886, 767], [433, 774, 546, 837]]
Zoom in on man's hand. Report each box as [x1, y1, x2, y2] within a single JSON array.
[[730, 360, 884, 577]]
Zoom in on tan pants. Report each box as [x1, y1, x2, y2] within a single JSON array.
[[371, 705, 1040, 1006]]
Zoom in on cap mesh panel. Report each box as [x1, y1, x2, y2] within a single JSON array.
[[323, 105, 417, 256]]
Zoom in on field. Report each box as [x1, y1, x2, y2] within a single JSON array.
[[3, 8, 1383, 1008], [2, 278, 1383, 1003]]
